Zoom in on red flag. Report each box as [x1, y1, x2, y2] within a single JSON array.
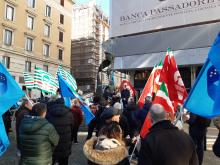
[[159, 49, 188, 106], [138, 61, 163, 108], [120, 80, 136, 97], [140, 82, 175, 138]]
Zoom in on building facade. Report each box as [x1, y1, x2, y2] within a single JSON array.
[[0, 0, 74, 85], [106, 0, 220, 96], [71, 1, 109, 93]]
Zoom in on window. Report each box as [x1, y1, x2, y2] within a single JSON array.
[[2, 56, 10, 69], [27, 0, 35, 8], [45, 5, 51, 17], [6, 5, 14, 21], [60, 0, 64, 6], [43, 44, 50, 56], [59, 31, 63, 42], [25, 37, 33, 51], [43, 65, 48, 72], [27, 16, 34, 30], [58, 49, 63, 60], [60, 14, 64, 24], [25, 61, 32, 72], [44, 24, 50, 37], [4, 29, 12, 46]]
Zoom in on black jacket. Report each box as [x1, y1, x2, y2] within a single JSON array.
[[47, 99, 74, 159], [84, 138, 130, 165], [123, 103, 139, 137], [19, 116, 59, 165], [121, 89, 130, 100], [119, 115, 130, 138], [213, 132, 220, 157], [15, 106, 31, 149], [138, 120, 199, 165], [188, 113, 211, 137]]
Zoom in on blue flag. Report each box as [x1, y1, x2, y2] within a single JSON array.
[[58, 74, 94, 125], [184, 33, 220, 118], [63, 97, 72, 108], [0, 116, 10, 156], [0, 63, 25, 116]]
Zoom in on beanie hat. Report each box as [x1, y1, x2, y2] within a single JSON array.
[[100, 107, 114, 120]]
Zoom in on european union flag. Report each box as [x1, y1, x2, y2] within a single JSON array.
[[58, 74, 94, 125], [184, 33, 220, 118], [0, 63, 25, 116], [0, 116, 9, 156]]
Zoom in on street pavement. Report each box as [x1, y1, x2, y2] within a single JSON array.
[[1, 130, 220, 165]]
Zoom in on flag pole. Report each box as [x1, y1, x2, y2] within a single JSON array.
[[25, 95, 33, 106], [129, 136, 140, 162]]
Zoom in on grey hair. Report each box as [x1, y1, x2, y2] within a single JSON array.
[[150, 104, 166, 125]]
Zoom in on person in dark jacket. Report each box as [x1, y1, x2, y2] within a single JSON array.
[[136, 96, 152, 130], [86, 96, 100, 140], [15, 99, 33, 153], [213, 116, 220, 157], [123, 99, 139, 138], [188, 113, 211, 165], [121, 85, 130, 108], [71, 99, 83, 144], [84, 122, 130, 165], [47, 98, 74, 165], [95, 96, 112, 135], [19, 103, 59, 165], [3, 110, 11, 135], [100, 106, 130, 139], [138, 104, 199, 165]]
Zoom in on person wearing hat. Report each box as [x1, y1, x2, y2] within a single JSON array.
[[100, 105, 130, 138]]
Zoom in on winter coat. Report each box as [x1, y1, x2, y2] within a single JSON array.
[[119, 115, 130, 138], [138, 120, 199, 165], [96, 106, 105, 133], [123, 103, 139, 137], [71, 106, 83, 128], [98, 111, 130, 138], [213, 132, 220, 157], [15, 106, 31, 149], [121, 89, 130, 100], [19, 116, 59, 165], [212, 117, 220, 157], [3, 111, 11, 135], [136, 103, 152, 129], [47, 99, 74, 159], [83, 137, 130, 165], [188, 113, 211, 137]]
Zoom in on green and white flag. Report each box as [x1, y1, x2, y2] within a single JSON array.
[[23, 72, 34, 89], [57, 65, 77, 92], [34, 67, 58, 94]]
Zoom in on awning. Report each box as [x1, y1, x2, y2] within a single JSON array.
[[114, 47, 209, 70]]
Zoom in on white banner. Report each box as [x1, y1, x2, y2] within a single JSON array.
[[110, 0, 220, 37]]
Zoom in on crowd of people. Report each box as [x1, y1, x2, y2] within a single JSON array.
[[2, 85, 220, 165]]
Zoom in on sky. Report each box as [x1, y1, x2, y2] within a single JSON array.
[[76, 0, 110, 16]]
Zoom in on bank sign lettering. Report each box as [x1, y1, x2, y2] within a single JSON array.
[[110, 0, 220, 37]]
